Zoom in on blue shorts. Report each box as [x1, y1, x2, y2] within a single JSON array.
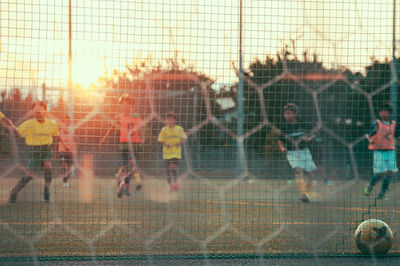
[[286, 148, 317, 172], [373, 150, 398, 174]]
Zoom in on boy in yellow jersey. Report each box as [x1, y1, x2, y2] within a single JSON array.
[[100, 95, 144, 197], [158, 111, 187, 191], [9, 101, 59, 203]]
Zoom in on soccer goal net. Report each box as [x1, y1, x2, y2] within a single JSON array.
[[0, 0, 399, 262]]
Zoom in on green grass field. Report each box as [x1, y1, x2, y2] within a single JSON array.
[[0, 173, 398, 259]]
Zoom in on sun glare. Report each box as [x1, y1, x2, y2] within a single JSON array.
[[72, 58, 104, 89]]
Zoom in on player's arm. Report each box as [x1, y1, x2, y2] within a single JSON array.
[[365, 121, 378, 142], [158, 128, 172, 147], [0, 116, 16, 131], [277, 140, 287, 153], [177, 127, 187, 145]]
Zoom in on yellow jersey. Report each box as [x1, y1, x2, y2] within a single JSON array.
[[158, 125, 187, 160], [17, 118, 59, 146]]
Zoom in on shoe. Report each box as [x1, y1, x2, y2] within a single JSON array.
[[117, 191, 123, 198], [300, 194, 311, 203], [123, 186, 131, 196], [63, 182, 69, 188], [136, 184, 142, 191], [363, 187, 370, 196], [287, 180, 294, 185], [325, 180, 333, 185], [9, 193, 17, 204], [377, 193, 388, 200]]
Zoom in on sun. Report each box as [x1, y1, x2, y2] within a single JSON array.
[[72, 58, 105, 89]]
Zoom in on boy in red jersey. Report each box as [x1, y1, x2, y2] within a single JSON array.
[[100, 95, 144, 197], [364, 102, 399, 200]]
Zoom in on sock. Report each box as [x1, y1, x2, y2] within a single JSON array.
[[295, 171, 306, 195], [380, 175, 392, 196], [134, 172, 142, 184], [368, 174, 381, 189], [166, 168, 172, 184]]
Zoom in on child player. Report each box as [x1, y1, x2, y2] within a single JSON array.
[[364, 102, 399, 200], [9, 101, 59, 203], [158, 111, 187, 191], [57, 115, 76, 188], [100, 95, 144, 197], [277, 103, 318, 203]]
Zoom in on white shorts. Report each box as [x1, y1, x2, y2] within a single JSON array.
[[373, 150, 398, 174], [286, 148, 317, 172]]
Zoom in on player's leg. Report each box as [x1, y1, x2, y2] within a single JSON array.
[[118, 150, 130, 198], [303, 149, 317, 199], [170, 159, 179, 191], [131, 145, 142, 191], [62, 153, 72, 186], [365, 173, 383, 196], [9, 175, 33, 203], [294, 167, 307, 201], [305, 171, 314, 195], [165, 160, 174, 190], [364, 151, 384, 196], [378, 171, 392, 199], [43, 161, 52, 202], [9, 147, 39, 203], [378, 151, 397, 199]]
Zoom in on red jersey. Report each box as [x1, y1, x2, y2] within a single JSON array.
[[368, 120, 396, 150], [119, 113, 143, 143]]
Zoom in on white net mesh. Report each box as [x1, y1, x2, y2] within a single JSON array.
[[0, 0, 399, 263]]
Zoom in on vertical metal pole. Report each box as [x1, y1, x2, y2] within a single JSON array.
[[68, 0, 73, 95], [237, 0, 244, 177], [68, 0, 76, 176], [391, 0, 398, 119]]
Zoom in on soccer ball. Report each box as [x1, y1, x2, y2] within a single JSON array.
[[355, 219, 393, 255]]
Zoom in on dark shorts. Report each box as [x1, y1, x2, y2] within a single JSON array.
[[59, 152, 73, 165], [121, 143, 142, 167], [165, 158, 179, 167], [27, 145, 53, 170]]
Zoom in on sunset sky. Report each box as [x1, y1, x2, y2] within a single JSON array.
[[0, 0, 398, 100]]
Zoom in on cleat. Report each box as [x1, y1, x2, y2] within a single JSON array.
[[9, 195, 16, 204], [363, 187, 370, 196], [325, 180, 333, 185], [117, 191, 123, 198], [300, 194, 311, 203], [377, 193, 388, 200], [136, 184, 142, 191], [287, 180, 294, 185], [63, 182, 69, 188], [123, 186, 131, 196]]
